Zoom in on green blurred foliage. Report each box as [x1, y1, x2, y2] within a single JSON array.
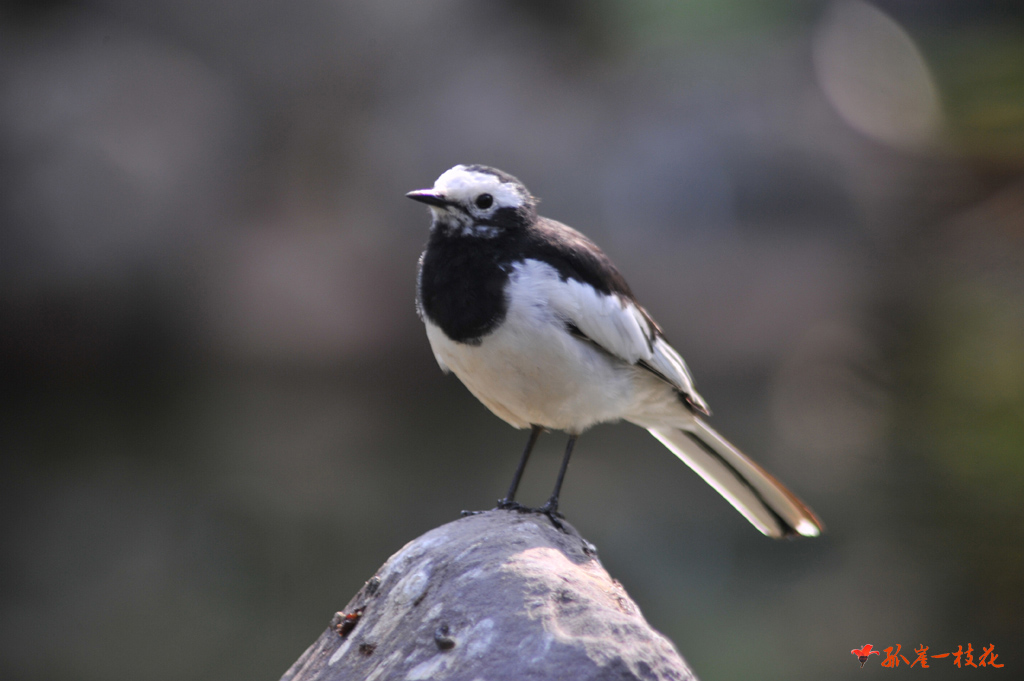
[[926, 30, 1024, 161]]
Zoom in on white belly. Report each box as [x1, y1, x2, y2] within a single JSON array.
[[423, 276, 644, 433]]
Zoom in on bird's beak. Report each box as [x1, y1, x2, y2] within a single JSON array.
[[406, 189, 451, 208]]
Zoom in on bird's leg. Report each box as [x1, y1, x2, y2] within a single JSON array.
[[538, 435, 577, 526], [497, 425, 542, 511]]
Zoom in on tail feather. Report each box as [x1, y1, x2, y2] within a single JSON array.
[[648, 420, 822, 538]]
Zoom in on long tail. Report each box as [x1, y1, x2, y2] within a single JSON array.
[[648, 420, 822, 538]]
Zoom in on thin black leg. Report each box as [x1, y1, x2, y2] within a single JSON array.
[[540, 434, 577, 516], [498, 425, 542, 507]]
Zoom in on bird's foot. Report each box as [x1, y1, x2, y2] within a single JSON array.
[[537, 499, 568, 532], [462, 500, 536, 516], [495, 499, 532, 512], [471, 498, 568, 532]]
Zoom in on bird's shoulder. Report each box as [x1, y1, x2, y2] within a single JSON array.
[[519, 216, 671, 338], [516, 217, 635, 299]]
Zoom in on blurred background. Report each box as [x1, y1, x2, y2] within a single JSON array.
[[1, 1, 1022, 679]]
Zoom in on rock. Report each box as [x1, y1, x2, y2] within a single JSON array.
[[281, 509, 697, 681]]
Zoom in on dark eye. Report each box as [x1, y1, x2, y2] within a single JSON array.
[[474, 193, 493, 210]]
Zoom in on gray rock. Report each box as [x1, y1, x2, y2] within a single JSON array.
[[281, 510, 697, 681]]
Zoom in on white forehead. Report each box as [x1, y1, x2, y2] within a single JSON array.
[[433, 165, 525, 208]]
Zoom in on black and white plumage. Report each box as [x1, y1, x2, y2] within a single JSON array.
[[409, 164, 822, 538]]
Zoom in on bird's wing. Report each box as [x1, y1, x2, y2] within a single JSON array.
[[548, 278, 706, 410], [524, 217, 708, 413], [643, 335, 706, 411], [549, 277, 652, 363]]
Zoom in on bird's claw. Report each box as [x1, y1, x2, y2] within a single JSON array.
[[495, 499, 531, 512], [494, 499, 568, 531], [537, 500, 568, 532]]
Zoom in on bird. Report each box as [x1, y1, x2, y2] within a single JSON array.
[[408, 164, 822, 538]]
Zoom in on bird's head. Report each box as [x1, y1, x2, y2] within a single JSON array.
[[407, 165, 538, 236]]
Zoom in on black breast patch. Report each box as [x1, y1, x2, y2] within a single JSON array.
[[418, 232, 511, 345]]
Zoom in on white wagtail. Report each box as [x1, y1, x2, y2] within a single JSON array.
[[408, 164, 822, 538]]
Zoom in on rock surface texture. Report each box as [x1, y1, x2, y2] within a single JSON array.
[[280, 510, 697, 681]]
